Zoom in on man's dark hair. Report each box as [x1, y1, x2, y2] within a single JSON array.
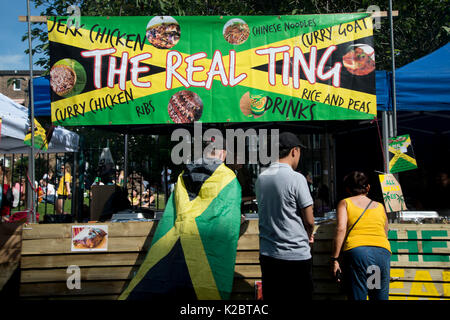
[[279, 147, 292, 159], [343, 171, 369, 196]]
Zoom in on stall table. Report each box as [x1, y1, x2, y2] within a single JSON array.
[[15, 220, 450, 300]]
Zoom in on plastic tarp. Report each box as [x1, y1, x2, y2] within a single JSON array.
[[0, 93, 79, 154], [378, 43, 450, 112], [32, 76, 51, 117]]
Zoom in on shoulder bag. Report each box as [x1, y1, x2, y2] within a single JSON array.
[[334, 199, 373, 282]]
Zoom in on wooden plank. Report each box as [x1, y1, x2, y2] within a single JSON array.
[[0, 262, 20, 291], [312, 266, 450, 283], [0, 222, 23, 290], [21, 266, 140, 283], [19, 11, 399, 24], [19, 16, 47, 22], [314, 223, 450, 240], [20, 280, 128, 297], [313, 252, 450, 268], [389, 280, 450, 299], [20, 250, 259, 269], [234, 265, 261, 278], [22, 222, 156, 240], [237, 234, 259, 250], [236, 250, 260, 264], [21, 265, 261, 283], [21, 252, 144, 269], [22, 234, 259, 254], [239, 220, 259, 235], [21, 236, 151, 254], [389, 224, 450, 231], [390, 268, 450, 283]]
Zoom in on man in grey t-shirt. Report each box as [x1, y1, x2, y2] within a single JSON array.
[[256, 132, 315, 301]]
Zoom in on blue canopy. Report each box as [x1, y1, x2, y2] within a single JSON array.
[[32, 75, 51, 117], [378, 43, 450, 112]]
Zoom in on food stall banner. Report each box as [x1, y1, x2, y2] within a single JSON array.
[[48, 14, 376, 126], [388, 134, 418, 173], [379, 174, 407, 213]]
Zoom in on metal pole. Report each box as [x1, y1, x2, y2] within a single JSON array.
[[26, 0, 36, 223], [388, 0, 398, 137], [71, 153, 77, 221], [382, 111, 390, 173], [123, 134, 128, 192]]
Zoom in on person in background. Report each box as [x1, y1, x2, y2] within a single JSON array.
[[331, 171, 391, 300], [305, 172, 314, 195], [0, 163, 12, 222], [116, 170, 125, 187], [141, 191, 154, 208], [256, 132, 315, 301], [314, 184, 331, 217], [42, 169, 54, 184], [56, 163, 72, 214], [14, 177, 26, 205], [228, 154, 256, 224], [40, 179, 56, 204], [129, 188, 140, 207], [161, 167, 174, 194]]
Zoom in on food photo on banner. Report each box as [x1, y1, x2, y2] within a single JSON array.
[[71, 225, 108, 252], [47, 13, 377, 126]]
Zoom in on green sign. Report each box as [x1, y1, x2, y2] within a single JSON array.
[[48, 14, 377, 126], [389, 134, 418, 173]]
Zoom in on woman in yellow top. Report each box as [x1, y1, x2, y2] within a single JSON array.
[[56, 163, 72, 214], [128, 188, 140, 207], [331, 171, 391, 300]]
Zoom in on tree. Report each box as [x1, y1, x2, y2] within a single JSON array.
[[27, 0, 449, 71]]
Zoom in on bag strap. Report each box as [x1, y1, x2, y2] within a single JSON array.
[[343, 199, 373, 246]]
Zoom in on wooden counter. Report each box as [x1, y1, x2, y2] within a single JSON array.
[[16, 220, 450, 300]]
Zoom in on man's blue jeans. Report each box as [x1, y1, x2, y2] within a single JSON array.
[[342, 246, 391, 300]]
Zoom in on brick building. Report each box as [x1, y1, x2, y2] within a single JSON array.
[[0, 70, 45, 107]]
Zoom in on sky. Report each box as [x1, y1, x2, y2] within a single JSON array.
[[0, 0, 45, 71]]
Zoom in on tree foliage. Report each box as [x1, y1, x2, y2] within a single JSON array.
[[27, 0, 449, 72]]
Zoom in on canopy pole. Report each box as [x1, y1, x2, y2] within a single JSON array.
[[388, 0, 398, 137], [382, 111, 390, 173], [123, 134, 128, 192], [26, 0, 36, 223]]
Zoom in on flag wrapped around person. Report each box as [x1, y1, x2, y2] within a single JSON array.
[[119, 160, 242, 300]]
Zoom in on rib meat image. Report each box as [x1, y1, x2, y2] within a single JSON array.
[[73, 228, 107, 249]]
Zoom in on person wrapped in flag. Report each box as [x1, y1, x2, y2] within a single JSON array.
[[119, 137, 242, 300]]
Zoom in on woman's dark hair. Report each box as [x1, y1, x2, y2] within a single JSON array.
[[343, 171, 369, 196]]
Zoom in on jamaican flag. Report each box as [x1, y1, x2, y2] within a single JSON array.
[[24, 119, 49, 151], [119, 160, 242, 300]]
